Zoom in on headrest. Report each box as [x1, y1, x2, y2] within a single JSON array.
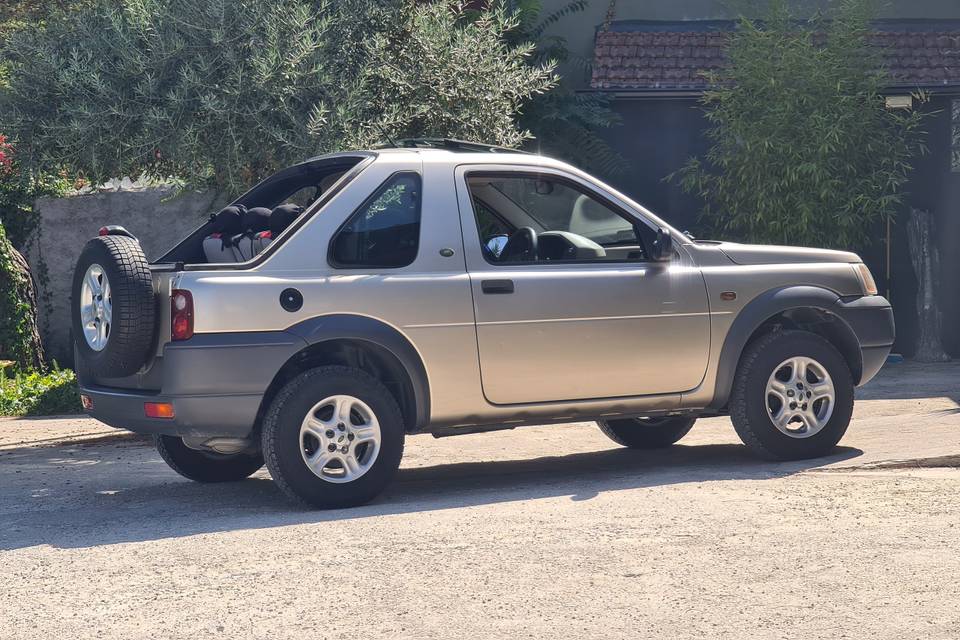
[[270, 204, 303, 235], [210, 205, 246, 235], [242, 207, 272, 234]]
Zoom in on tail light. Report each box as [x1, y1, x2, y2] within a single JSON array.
[[144, 402, 175, 419], [171, 289, 194, 341]]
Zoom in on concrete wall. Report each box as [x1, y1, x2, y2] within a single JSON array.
[[25, 188, 223, 364], [544, 0, 960, 89]]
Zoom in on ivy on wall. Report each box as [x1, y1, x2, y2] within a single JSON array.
[[0, 134, 68, 370]]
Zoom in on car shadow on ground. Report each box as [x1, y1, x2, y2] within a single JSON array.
[[0, 439, 861, 551]]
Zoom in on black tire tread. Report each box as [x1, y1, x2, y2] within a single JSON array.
[[261, 365, 405, 509], [73, 235, 155, 377], [597, 416, 697, 449], [730, 329, 854, 460], [154, 435, 264, 483]]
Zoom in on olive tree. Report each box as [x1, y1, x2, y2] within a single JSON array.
[[672, 0, 927, 250], [0, 0, 556, 192]]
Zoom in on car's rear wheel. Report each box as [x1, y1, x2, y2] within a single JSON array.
[[261, 366, 405, 509], [597, 416, 696, 449], [730, 329, 854, 460], [154, 435, 264, 483]]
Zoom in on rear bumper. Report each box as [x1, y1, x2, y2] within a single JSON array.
[[78, 386, 265, 437], [79, 331, 306, 438], [833, 295, 895, 385]]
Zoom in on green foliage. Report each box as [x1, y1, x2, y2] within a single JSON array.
[[0, 136, 67, 372], [0, 0, 556, 193], [0, 143, 70, 247], [0, 222, 44, 369], [0, 366, 80, 416], [671, 0, 927, 250], [487, 0, 627, 176], [337, 2, 556, 150]]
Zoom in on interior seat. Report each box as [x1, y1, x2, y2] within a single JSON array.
[[231, 207, 272, 262], [250, 203, 303, 256], [203, 206, 245, 263], [569, 194, 627, 240]]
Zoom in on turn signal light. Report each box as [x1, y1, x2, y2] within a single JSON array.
[[171, 289, 194, 341], [853, 263, 878, 296], [144, 402, 175, 419]]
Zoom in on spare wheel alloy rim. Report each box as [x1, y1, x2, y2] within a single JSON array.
[[765, 356, 835, 439], [80, 263, 112, 351], [299, 395, 382, 483]]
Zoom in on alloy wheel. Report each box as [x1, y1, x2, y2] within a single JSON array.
[[765, 356, 835, 438], [79, 263, 112, 351], [299, 395, 382, 483]]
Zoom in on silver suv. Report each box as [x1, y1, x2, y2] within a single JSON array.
[[72, 140, 894, 508]]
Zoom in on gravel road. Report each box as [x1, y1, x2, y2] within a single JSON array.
[[1, 362, 959, 640]]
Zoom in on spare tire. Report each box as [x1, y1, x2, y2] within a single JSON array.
[[72, 235, 156, 377]]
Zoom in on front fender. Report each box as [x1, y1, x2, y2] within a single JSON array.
[[710, 286, 871, 411]]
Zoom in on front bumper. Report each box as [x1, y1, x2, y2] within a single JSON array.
[[833, 295, 895, 385], [79, 331, 306, 438]]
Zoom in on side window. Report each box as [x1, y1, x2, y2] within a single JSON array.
[[466, 174, 647, 263], [331, 173, 421, 268]]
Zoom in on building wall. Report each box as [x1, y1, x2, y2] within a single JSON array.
[[593, 94, 960, 358], [544, 0, 960, 89], [25, 189, 223, 364]]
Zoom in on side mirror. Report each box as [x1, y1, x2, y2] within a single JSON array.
[[651, 227, 673, 262]]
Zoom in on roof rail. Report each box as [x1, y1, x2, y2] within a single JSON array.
[[380, 138, 532, 154]]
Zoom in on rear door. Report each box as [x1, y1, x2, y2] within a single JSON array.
[[456, 165, 711, 405]]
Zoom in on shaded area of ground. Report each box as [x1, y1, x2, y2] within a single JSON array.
[[1, 361, 959, 639]]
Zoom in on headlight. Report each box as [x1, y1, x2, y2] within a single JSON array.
[[853, 263, 878, 296]]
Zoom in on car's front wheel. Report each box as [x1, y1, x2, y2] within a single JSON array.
[[597, 416, 696, 449], [261, 366, 405, 509], [730, 329, 854, 460]]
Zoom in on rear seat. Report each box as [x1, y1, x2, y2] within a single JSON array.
[[202, 206, 245, 263], [248, 204, 303, 256], [203, 203, 305, 263], [231, 207, 271, 262]]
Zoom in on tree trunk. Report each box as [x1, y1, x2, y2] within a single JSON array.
[[0, 231, 46, 370], [906, 208, 950, 362]]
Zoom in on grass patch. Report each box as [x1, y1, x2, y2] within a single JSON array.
[[0, 366, 81, 416]]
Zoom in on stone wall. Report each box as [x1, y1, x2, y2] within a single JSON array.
[[25, 188, 222, 364]]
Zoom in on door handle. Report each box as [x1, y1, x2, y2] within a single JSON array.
[[481, 279, 515, 294]]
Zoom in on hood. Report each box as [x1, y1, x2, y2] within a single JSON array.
[[711, 242, 860, 266]]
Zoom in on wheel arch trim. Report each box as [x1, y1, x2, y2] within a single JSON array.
[[710, 286, 862, 411], [279, 314, 431, 430]]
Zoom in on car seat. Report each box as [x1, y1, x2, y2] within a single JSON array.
[[250, 203, 304, 255], [232, 207, 272, 262], [203, 205, 245, 263], [569, 194, 626, 241]]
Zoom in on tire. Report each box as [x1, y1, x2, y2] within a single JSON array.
[[72, 235, 156, 377], [730, 329, 854, 461], [154, 435, 264, 483], [597, 416, 696, 449], [262, 366, 405, 509]]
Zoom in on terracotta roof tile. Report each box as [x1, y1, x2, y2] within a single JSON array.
[[591, 21, 960, 91]]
